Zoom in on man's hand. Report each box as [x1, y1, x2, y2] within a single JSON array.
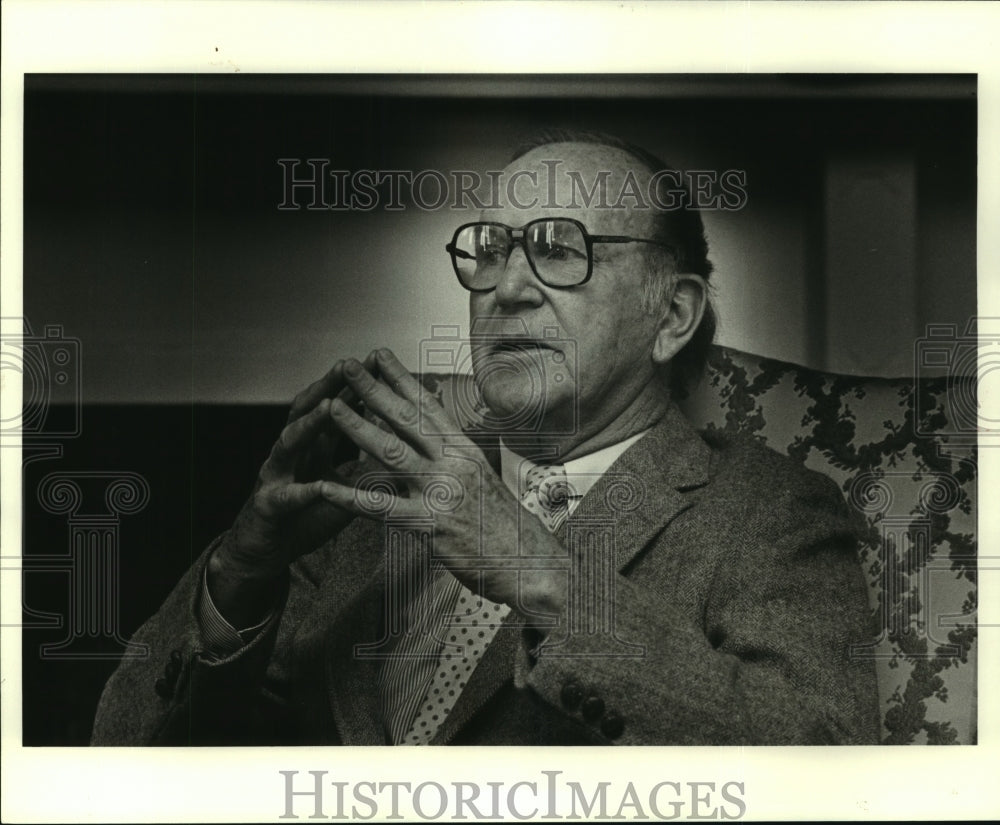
[[207, 354, 377, 629], [320, 349, 567, 624]]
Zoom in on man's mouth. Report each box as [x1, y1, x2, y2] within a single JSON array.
[[486, 338, 559, 356]]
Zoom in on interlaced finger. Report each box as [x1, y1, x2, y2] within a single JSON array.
[[341, 357, 437, 457], [319, 477, 419, 521], [265, 398, 334, 480], [373, 348, 461, 440], [287, 352, 378, 425], [288, 361, 345, 424], [255, 479, 333, 518], [331, 396, 421, 473]]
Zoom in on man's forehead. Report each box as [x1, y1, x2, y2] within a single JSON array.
[[491, 141, 658, 233], [503, 142, 648, 192]]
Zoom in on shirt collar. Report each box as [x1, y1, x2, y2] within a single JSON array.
[[499, 430, 650, 510]]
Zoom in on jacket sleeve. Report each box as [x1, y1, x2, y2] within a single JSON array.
[[90, 535, 332, 746], [520, 472, 882, 745]]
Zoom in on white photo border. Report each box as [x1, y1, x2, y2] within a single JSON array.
[[2, 1, 998, 822]]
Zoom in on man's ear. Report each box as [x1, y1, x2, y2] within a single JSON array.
[[651, 274, 707, 365]]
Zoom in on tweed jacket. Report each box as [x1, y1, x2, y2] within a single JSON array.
[[91, 404, 880, 746]]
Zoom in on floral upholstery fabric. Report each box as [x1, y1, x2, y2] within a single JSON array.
[[678, 346, 977, 745], [424, 343, 978, 745]]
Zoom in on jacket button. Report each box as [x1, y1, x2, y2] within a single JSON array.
[[601, 712, 625, 739], [154, 677, 172, 699], [581, 695, 605, 722], [560, 683, 584, 709]]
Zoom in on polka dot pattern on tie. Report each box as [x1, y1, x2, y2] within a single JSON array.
[[399, 462, 569, 745], [402, 591, 511, 744]]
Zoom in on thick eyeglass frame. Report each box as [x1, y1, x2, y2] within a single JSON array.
[[446, 218, 675, 292]]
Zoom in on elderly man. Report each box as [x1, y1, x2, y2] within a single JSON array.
[[92, 132, 879, 746]]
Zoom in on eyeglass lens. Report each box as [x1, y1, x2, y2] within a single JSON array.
[[453, 220, 590, 289]]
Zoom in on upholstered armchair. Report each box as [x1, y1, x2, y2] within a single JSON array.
[[678, 345, 978, 745], [428, 342, 978, 745]]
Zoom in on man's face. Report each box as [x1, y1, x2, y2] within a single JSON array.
[[468, 142, 667, 443]]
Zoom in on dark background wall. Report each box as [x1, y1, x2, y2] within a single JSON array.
[[24, 74, 976, 404], [18, 74, 976, 744]]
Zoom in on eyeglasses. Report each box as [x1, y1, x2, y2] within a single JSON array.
[[446, 218, 675, 292]]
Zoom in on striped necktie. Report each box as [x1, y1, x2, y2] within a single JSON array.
[[394, 463, 570, 745]]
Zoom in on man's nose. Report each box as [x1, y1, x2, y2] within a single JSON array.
[[493, 245, 544, 308]]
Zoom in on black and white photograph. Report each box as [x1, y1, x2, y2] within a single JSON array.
[[2, 2, 998, 822]]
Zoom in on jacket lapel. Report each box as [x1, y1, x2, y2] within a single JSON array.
[[568, 404, 711, 572], [435, 405, 711, 741], [431, 611, 521, 744]]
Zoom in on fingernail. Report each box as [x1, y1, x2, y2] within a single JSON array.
[[344, 359, 362, 377]]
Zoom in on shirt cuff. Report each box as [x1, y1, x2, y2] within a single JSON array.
[[197, 565, 273, 657]]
